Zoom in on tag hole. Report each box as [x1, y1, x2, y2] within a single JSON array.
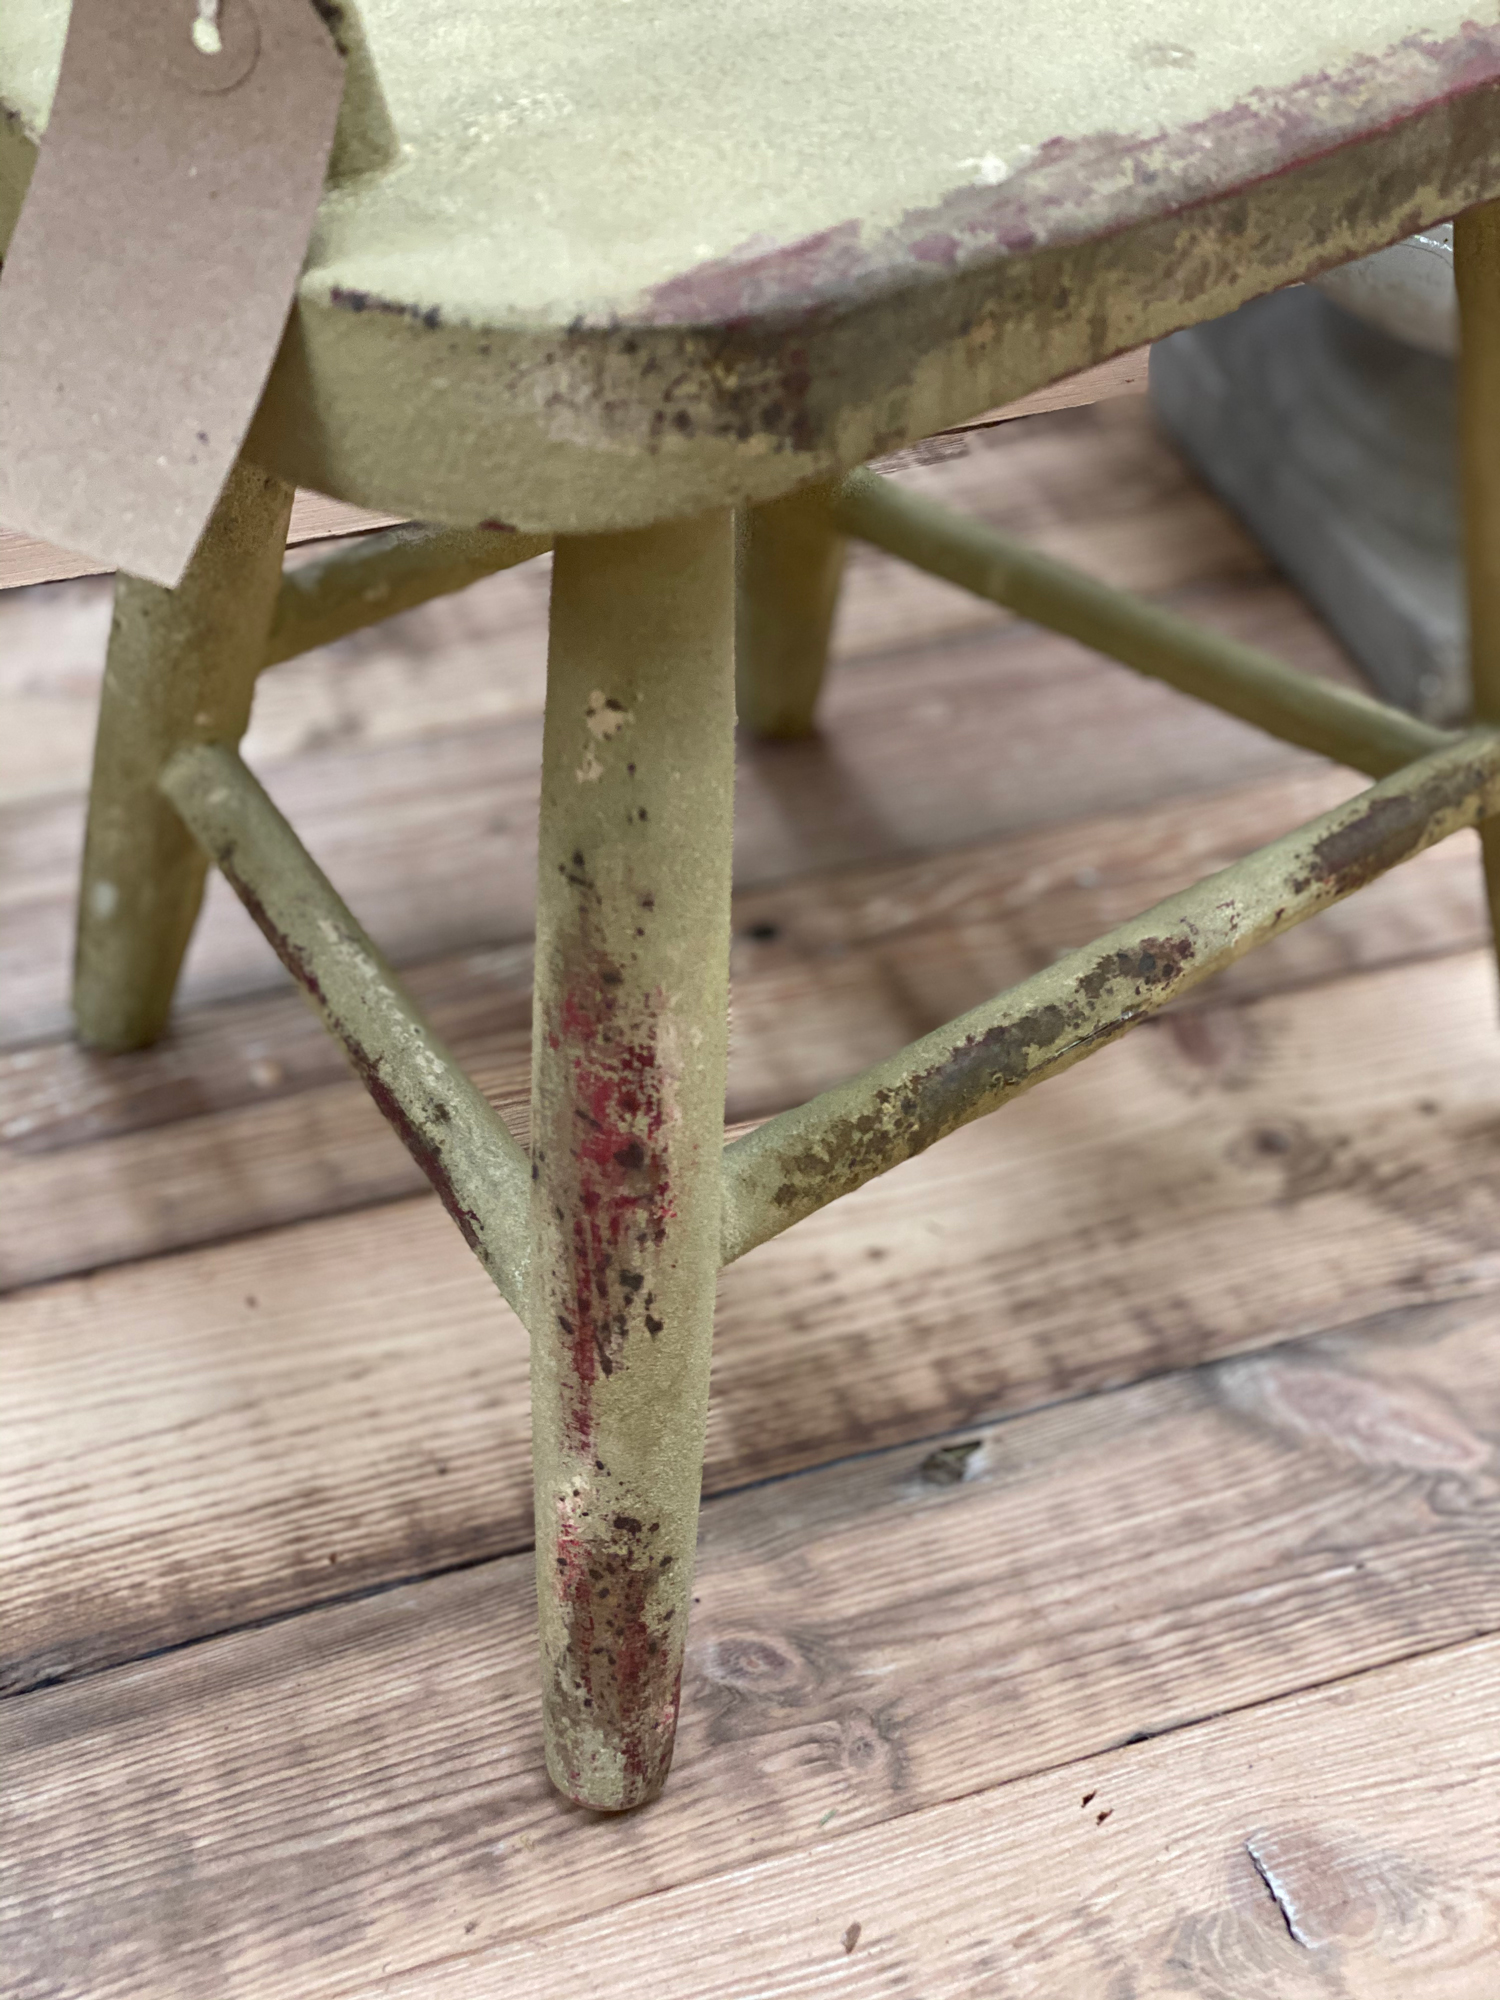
[[191, 16, 223, 55]]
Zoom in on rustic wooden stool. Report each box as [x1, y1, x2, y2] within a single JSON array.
[[9, 2, 1500, 1813]]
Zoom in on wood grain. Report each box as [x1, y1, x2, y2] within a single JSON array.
[[6, 1300, 1498, 1998], [7, 945, 1500, 1692], [362, 1637, 1500, 2000]]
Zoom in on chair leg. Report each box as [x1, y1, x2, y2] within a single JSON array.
[[73, 459, 294, 1051], [1456, 202, 1500, 974], [528, 508, 735, 1811], [735, 479, 847, 738]]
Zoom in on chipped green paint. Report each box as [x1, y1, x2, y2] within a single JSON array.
[[719, 729, 1500, 1263], [264, 518, 551, 668]]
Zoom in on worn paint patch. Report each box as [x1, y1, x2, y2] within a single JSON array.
[[1285, 762, 1488, 897], [554, 1006, 670, 1383], [766, 931, 1197, 1212], [585, 690, 631, 740], [726, 730, 1500, 1264], [640, 25, 1500, 328], [538, 885, 701, 1805], [549, 918, 676, 1454], [342, 1044, 485, 1255], [550, 1497, 682, 1805]]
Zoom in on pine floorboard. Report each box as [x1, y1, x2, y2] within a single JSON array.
[[3, 398, 1498, 1997], [360, 1637, 1500, 2000]]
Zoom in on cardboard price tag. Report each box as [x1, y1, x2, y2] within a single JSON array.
[[0, 0, 345, 586]]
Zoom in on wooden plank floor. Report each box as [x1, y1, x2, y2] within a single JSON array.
[[4, 399, 1499, 1997]]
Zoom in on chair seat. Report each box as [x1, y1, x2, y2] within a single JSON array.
[[3, 0, 1500, 533]]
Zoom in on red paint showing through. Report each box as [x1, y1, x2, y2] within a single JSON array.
[[553, 953, 675, 1459], [539, 826, 701, 1801], [552, 1507, 682, 1801]]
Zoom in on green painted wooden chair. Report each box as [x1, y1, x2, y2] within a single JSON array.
[[8, 0, 1500, 1812]]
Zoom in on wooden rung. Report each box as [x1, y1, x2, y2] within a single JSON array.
[[721, 725, 1500, 1259], [830, 466, 1447, 779], [160, 739, 531, 1311]]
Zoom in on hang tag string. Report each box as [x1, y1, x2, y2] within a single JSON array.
[[192, 0, 223, 57]]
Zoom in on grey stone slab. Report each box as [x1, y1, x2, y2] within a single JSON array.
[[1150, 287, 1466, 724]]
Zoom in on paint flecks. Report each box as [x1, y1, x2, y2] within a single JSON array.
[[578, 693, 632, 780], [586, 690, 631, 740]]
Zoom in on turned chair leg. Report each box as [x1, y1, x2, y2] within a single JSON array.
[[528, 508, 736, 1810], [73, 459, 294, 1051], [735, 478, 847, 739], [1457, 202, 1500, 978]]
